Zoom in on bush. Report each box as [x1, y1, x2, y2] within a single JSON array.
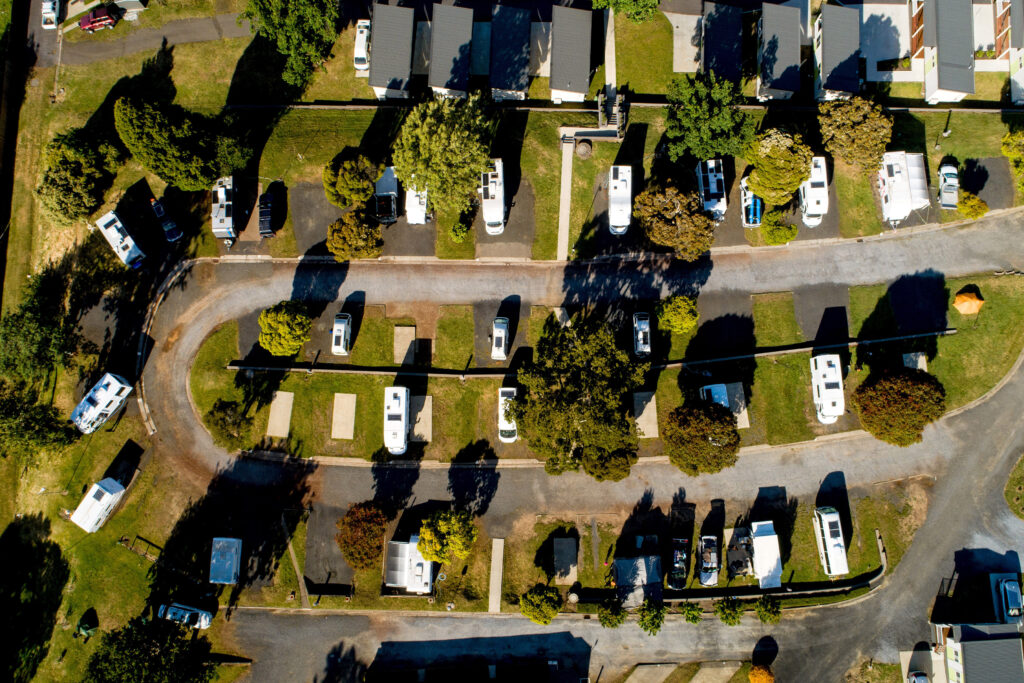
[[323, 154, 380, 209], [335, 502, 389, 571], [680, 601, 703, 624], [1002, 129, 1024, 194], [519, 584, 562, 625], [326, 211, 383, 261], [35, 130, 119, 223], [818, 97, 893, 170], [0, 380, 76, 464], [663, 401, 740, 476], [257, 300, 312, 356], [592, 0, 659, 23], [852, 369, 946, 446], [84, 617, 215, 683], [754, 595, 781, 624], [714, 597, 744, 626], [958, 191, 989, 220], [636, 598, 667, 635], [597, 601, 627, 628], [205, 399, 252, 448], [448, 219, 471, 244], [746, 130, 813, 206], [417, 509, 478, 563], [749, 665, 775, 683], [760, 211, 798, 246], [656, 295, 699, 335], [634, 186, 715, 261]]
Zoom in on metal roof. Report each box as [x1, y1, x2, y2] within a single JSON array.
[[819, 3, 860, 94], [760, 3, 801, 93], [702, 2, 742, 81], [490, 4, 531, 93], [961, 638, 1024, 682], [429, 4, 474, 92], [928, 0, 975, 94], [550, 6, 592, 94], [1013, 0, 1024, 50], [369, 3, 414, 92]]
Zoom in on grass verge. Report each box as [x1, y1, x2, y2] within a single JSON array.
[[615, 12, 675, 95], [434, 305, 475, 370], [1004, 452, 1024, 520], [752, 292, 803, 346], [834, 161, 885, 238]]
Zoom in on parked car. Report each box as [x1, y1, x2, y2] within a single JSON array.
[[41, 0, 59, 29], [373, 167, 398, 224], [1001, 578, 1023, 626], [798, 156, 829, 228], [150, 197, 183, 243], [497, 387, 517, 443], [331, 313, 351, 356], [157, 603, 212, 630], [354, 19, 371, 71], [906, 673, 928, 683], [699, 383, 729, 410], [383, 387, 410, 456], [479, 159, 505, 235], [79, 6, 116, 32], [491, 317, 509, 361], [667, 537, 690, 590], [699, 535, 719, 587], [632, 312, 651, 357], [258, 192, 274, 237], [938, 163, 959, 210], [696, 159, 727, 222], [740, 178, 763, 228]]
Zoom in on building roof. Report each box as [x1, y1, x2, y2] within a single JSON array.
[[924, 0, 974, 94], [703, 2, 742, 81], [369, 3, 414, 92], [429, 4, 473, 92], [760, 3, 801, 93], [819, 4, 860, 93], [550, 6, 592, 94], [1013, 0, 1024, 50], [961, 637, 1024, 682], [490, 5, 531, 93]]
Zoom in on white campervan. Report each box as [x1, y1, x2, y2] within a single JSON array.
[[798, 156, 829, 228], [211, 176, 236, 239], [696, 159, 727, 222], [405, 183, 428, 225], [383, 387, 410, 455], [70, 373, 133, 434], [812, 507, 849, 576], [878, 152, 930, 226], [479, 159, 505, 235], [608, 165, 632, 235], [810, 354, 844, 424], [95, 212, 144, 270]]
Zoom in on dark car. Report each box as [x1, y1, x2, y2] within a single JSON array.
[[150, 198, 183, 243], [258, 192, 274, 237], [667, 537, 690, 590], [79, 6, 117, 32]]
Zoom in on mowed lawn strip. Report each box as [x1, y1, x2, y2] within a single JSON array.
[[747, 353, 815, 446], [434, 305, 475, 369], [751, 292, 804, 346], [615, 12, 675, 95], [834, 161, 884, 238]]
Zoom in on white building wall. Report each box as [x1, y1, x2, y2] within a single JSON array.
[[551, 88, 586, 103]]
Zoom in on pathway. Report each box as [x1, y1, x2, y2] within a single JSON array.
[[556, 129, 575, 260], [604, 9, 617, 95]]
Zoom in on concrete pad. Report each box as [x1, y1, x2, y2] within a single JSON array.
[[691, 661, 742, 683], [355, 70, 368, 78], [331, 393, 357, 440], [394, 326, 417, 365], [488, 538, 504, 613], [665, 12, 701, 73], [625, 663, 679, 683], [900, 649, 947, 683], [553, 537, 578, 585], [724, 382, 750, 429], [557, 134, 574, 260], [410, 395, 432, 443], [633, 392, 659, 438], [266, 391, 294, 439], [903, 352, 928, 372]]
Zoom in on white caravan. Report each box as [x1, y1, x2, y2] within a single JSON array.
[[798, 156, 829, 228], [810, 354, 844, 424], [70, 478, 126, 533], [878, 152, 930, 226], [608, 165, 632, 235], [71, 373, 133, 434], [812, 507, 850, 576], [95, 212, 145, 269], [479, 159, 505, 235]]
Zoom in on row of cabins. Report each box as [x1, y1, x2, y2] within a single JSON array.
[[370, 2, 593, 103]]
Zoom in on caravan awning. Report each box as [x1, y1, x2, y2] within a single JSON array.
[[751, 521, 783, 589], [905, 153, 931, 211]]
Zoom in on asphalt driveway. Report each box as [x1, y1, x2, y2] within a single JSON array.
[[475, 180, 536, 259]]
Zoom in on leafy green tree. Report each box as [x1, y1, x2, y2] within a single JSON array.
[[519, 584, 563, 625], [663, 401, 740, 476], [205, 399, 252, 449], [335, 502, 389, 571], [745, 130, 813, 207], [243, 0, 338, 86], [511, 316, 647, 481], [636, 598, 667, 635], [666, 71, 754, 162], [393, 95, 490, 218], [852, 369, 946, 446], [958, 191, 988, 219], [326, 211, 383, 262], [417, 509, 478, 563], [0, 271, 76, 381], [680, 601, 703, 624], [760, 210, 798, 246], [323, 154, 380, 208], [598, 601, 627, 628], [0, 380, 75, 463], [714, 597, 744, 626], [35, 130, 119, 223], [634, 186, 715, 261], [656, 295, 699, 335], [754, 594, 781, 624], [817, 97, 893, 170], [83, 617, 215, 683], [592, 0, 658, 23], [257, 301, 312, 356], [1002, 129, 1024, 193]]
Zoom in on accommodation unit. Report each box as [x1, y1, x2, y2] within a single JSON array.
[[810, 354, 844, 424], [491, 5, 531, 101], [385, 535, 433, 594], [70, 478, 126, 533], [758, 3, 801, 100], [812, 506, 849, 576], [814, 4, 860, 100], [71, 373, 133, 434], [1009, 0, 1024, 103], [878, 151, 930, 224], [95, 211, 145, 269], [923, 0, 975, 103], [211, 177, 235, 240], [942, 625, 1024, 682], [429, 4, 473, 98], [751, 521, 783, 589], [479, 159, 506, 235], [209, 537, 242, 585], [608, 165, 632, 234], [369, 3, 414, 99], [550, 6, 592, 103]]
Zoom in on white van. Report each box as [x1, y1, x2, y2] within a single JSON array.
[[798, 156, 829, 227], [383, 387, 410, 455], [812, 507, 849, 576], [95, 212, 145, 269], [70, 373, 133, 434], [498, 387, 518, 443], [696, 159, 727, 222], [810, 354, 844, 424], [479, 159, 505, 235], [608, 165, 632, 235], [354, 19, 371, 71]]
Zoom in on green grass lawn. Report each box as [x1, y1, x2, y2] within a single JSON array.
[[834, 161, 885, 238], [434, 305, 475, 370], [615, 12, 675, 95], [747, 354, 816, 446], [1004, 452, 1024, 520], [878, 72, 1007, 105], [62, 0, 246, 42], [300, 25, 375, 102], [752, 292, 803, 346], [348, 306, 408, 367], [258, 108, 377, 185], [435, 207, 476, 260], [892, 111, 1023, 182], [845, 660, 903, 683]]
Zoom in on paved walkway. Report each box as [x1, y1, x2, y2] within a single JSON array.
[[604, 9, 617, 94], [488, 538, 504, 613], [557, 130, 575, 260]]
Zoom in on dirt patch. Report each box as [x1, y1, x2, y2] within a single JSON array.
[[897, 478, 931, 540], [164, 325, 182, 351], [385, 302, 439, 338]]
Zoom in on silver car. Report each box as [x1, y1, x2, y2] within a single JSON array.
[[938, 163, 959, 210], [157, 603, 212, 630]]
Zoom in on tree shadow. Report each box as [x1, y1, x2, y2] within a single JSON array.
[[447, 440, 500, 517], [960, 158, 990, 195], [317, 643, 366, 683], [681, 314, 757, 404], [700, 499, 726, 546], [533, 523, 579, 582], [740, 486, 798, 567], [615, 489, 669, 559], [371, 449, 421, 520], [491, 111, 528, 200]]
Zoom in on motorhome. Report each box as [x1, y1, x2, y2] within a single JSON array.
[[810, 354, 844, 424], [479, 159, 505, 235], [608, 165, 632, 235], [405, 183, 428, 225], [383, 387, 410, 455], [696, 159, 727, 222], [95, 212, 144, 269], [878, 152, 930, 226], [812, 506, 850, 576], [798, 156, 829, 227], [70, 373, 133, 434], [211, 177, 236, 240], [209, 537, 242, 585]]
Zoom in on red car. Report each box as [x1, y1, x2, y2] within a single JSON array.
[[79, 7, 117, 33]]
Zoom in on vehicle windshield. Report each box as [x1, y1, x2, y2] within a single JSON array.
[[499, 428, 517, 438]]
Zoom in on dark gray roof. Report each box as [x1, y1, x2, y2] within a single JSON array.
[[659, 0, 703, 14], [490, 5, 531, 93], [819, 4, 860, 93], [962, 638, 1024, 682], [760, 3, 801, 93], [550, 5, 592, 94], [369, 3, 414, 92], [1013, 0, 1024, 50], [429, 3, 474, 92], [703, 2, 742, 81], [927, 0, 974, 94]]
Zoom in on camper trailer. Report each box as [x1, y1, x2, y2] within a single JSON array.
[[70, 373, 133, 434], [95, 212, 145, 270], [810, 354, 844, 424], [211, 176, 236, 240], [608, 165, 632, 235], [812, 507, 850, 576], [479, 159, 506, 235], [878, 152, 930, 226], [798, 156, 829, 227], [70, 478, 126, 533]]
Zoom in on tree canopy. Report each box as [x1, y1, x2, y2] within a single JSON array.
[[257, 300, 312, 356], [323, 153, 380, 209], [656, 295, 699, 335], [510, 315, 647, 481], [745, 130, 813, 207], [519, 584, 563, 625], [417, 509, 478, 563], [0, 380, 75, 463], [749, 665, 775, 683], [392, 95, 490, 218], [592, 0, 659, 23], [597, 601, 627, 628], [83, 618, 215, 683], [759, 210, 799, 246], [0, 270, 76, 382], [666, 71, 754, 162], [754, 595, 781, 624], [243, 0, 338, 86], [714, 597, 744, 626], [326, 211, 383, 262], [634, 186, 715, 261], [852, 368, 946, 446], [35, 129, 119, 224], [335, 502, 389, 571], [958, 191, 988, 220], [662, 401, 740, 476], [636, 598, 667, 635], [818, 96, 892, 170]]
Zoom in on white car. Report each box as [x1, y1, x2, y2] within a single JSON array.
[[699, 535, 719, 587], [383, 387, 410, 455], [331, 313, 351, 355], [696, 159, 727, 222], [633, 313, 651, 357], [798, 156, 829, 228], [608, 165, 632, 235], [810, 354, 844, 424], [354, 19, 370, 71], [41, 0, 58, 29], [479, 159, 505, 235], [157, 603, 212, 630], [938, 163, 959, 210], [497, 387, 518, 443], [491, 317, 509, 361]]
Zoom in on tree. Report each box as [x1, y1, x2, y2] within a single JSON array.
[[83, 617, 215, 683], [0, 270, 76, 381], [754, 595, 781, 624], [519, 584, 562, 625], [510, 316, 648, 481], [393, 95, 490, 218], [663, 401, 740, 476], [745, 130, 813, 207], [35, 130, 119, 223], [636, 598, 666, 636], [592, 0, 659, 23], [817, 97, 893, 170], [633, 186, 715, 261], [1002, 129, 1024, 194], [323, 153, 380, 209], [417, 509, 478, 563], [714, 597, 744, 626], [656, 295, 699, 335], [680, 601, 703, 624], [852, 369, 946, 446], [335, 502, 388, 571], [257, 300, 312, 356], [760, 210, 798, 246], [749, 665, 775, 683], [243, 0, 338, 86], [205, 399, 252, 448], [326, 211, 383, 262], [666, 71, 754, 162], [0, 380, 75, 463], [958, 191, 989, 220], [598, 601, 627, 628]]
